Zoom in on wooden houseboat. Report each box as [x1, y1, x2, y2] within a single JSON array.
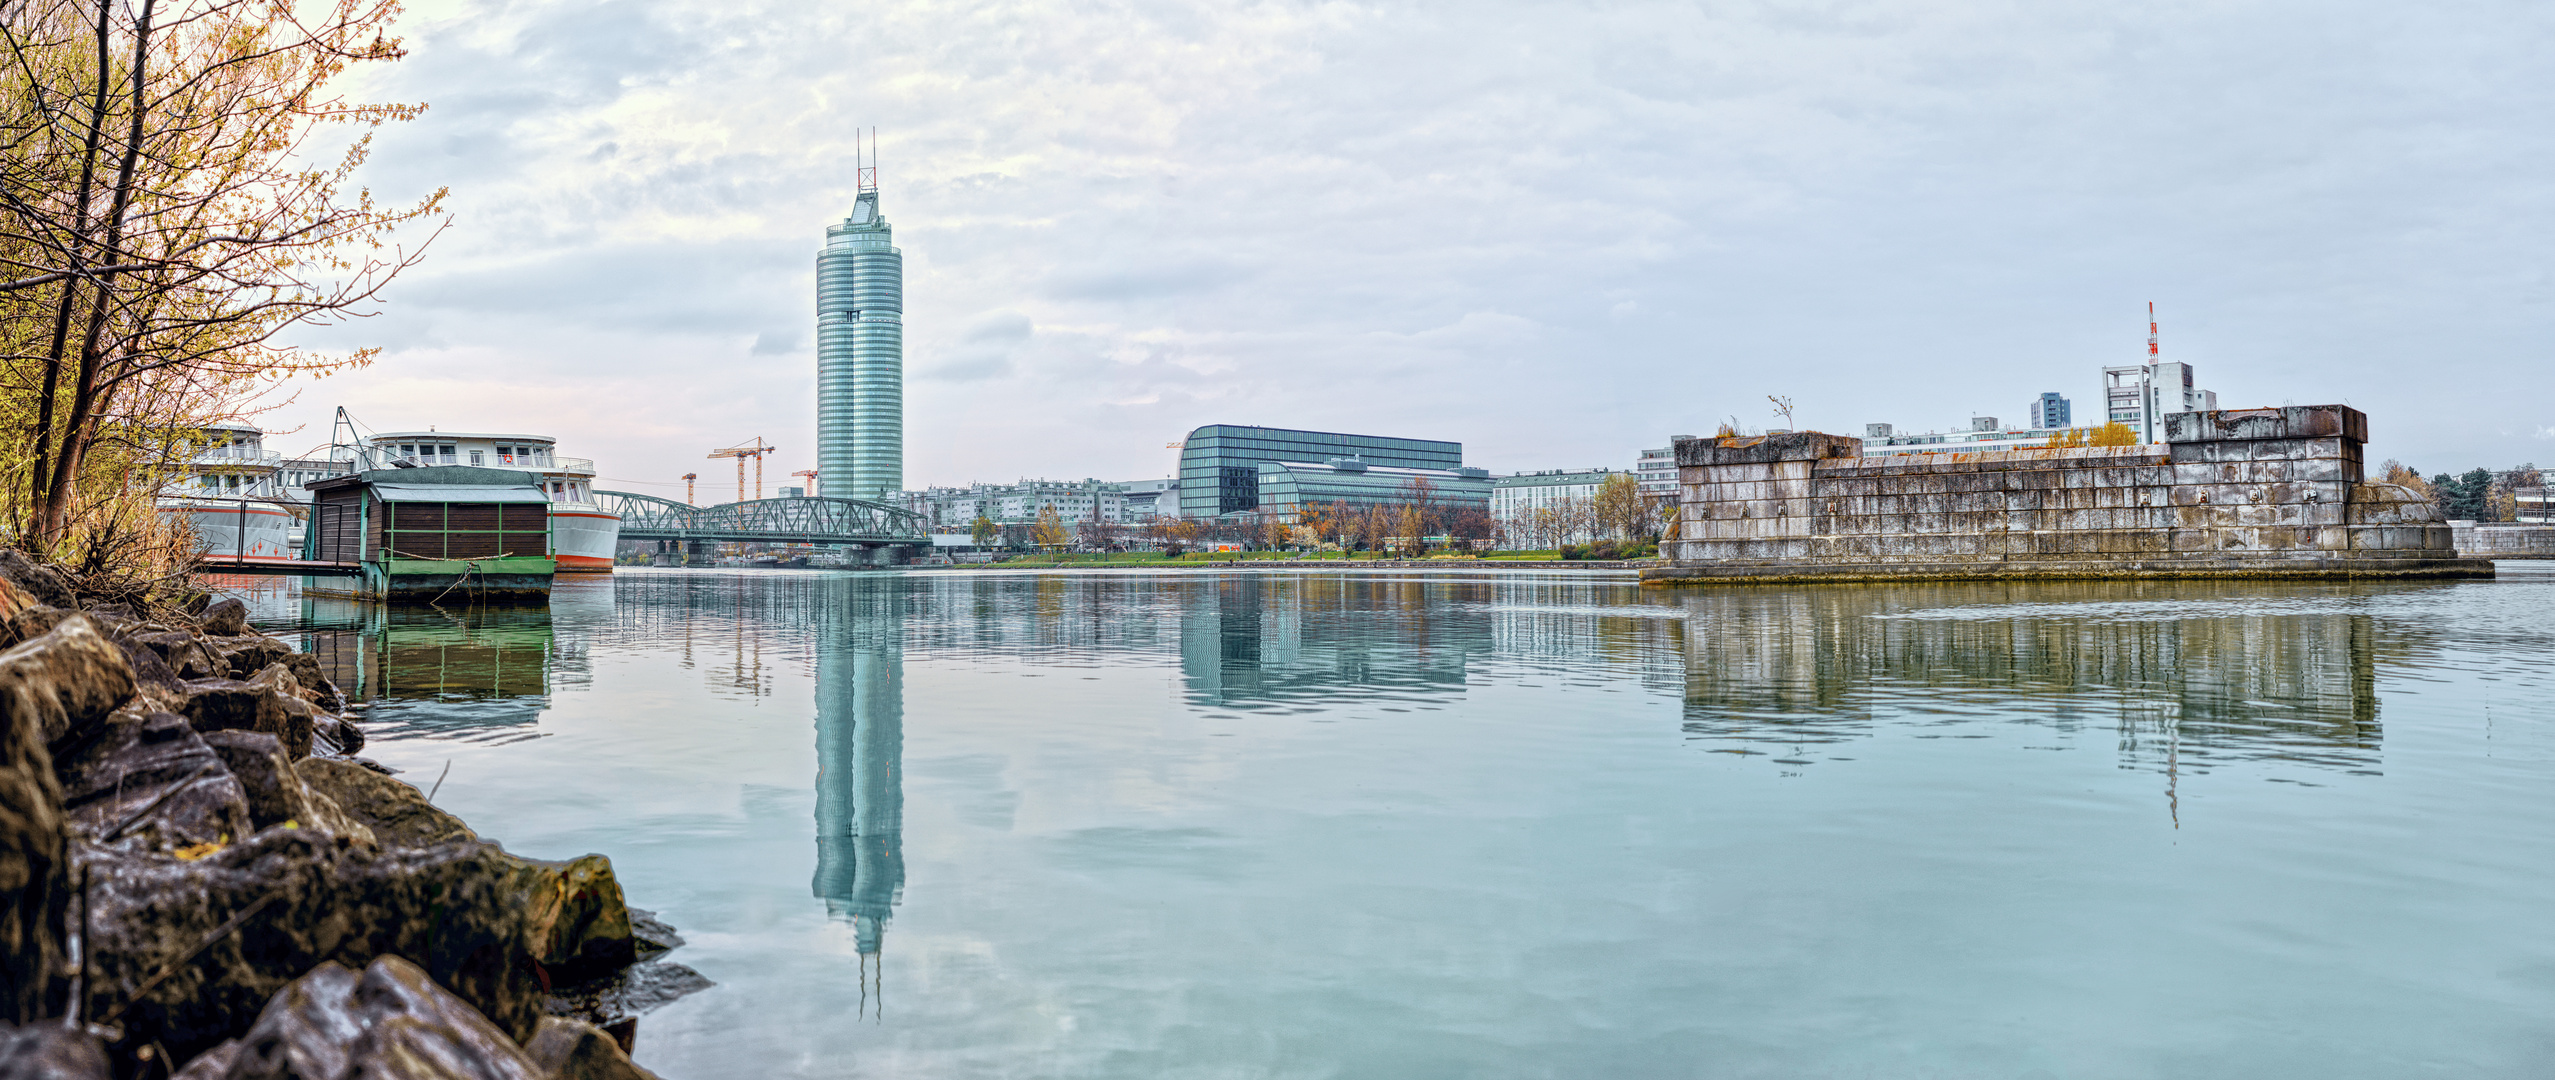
[[304, 466, 556, 602]]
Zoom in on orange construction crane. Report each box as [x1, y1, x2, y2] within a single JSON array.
[[790, 470, 819, 498], [682, 473, 698, 505], [707, 438, 778, 503]]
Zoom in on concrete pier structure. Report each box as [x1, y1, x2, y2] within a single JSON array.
[[1645, 405, 2490, 584], [2451, 523, 2555, 559]]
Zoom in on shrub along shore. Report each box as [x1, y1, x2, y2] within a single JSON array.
[[0, 553, 701, 1079]]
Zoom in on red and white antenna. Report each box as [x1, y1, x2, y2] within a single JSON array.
[[2147, 301, 2159, 361], [856, 127, 878, 193]]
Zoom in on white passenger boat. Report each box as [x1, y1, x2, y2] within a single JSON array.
[[367, 431, 622, 572], [156, 424, 308, 563]]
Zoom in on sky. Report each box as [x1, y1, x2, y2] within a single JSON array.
[[265, 0, 2555, 497]]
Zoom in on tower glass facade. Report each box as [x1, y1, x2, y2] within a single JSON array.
[[818, 192, 903, 500]]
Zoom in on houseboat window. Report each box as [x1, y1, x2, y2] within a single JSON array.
[[439, 444, 457, 462], [201, 476, 218, 490], [470, 450, 484, 466]]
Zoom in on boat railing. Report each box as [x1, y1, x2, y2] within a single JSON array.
[[550, 456, 596, 475], [189, 448, 284, 469]]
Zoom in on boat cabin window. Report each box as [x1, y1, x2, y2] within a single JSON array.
[[470, 450, 484, 466]]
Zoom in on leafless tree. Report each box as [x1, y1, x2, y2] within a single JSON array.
[[1, 0, 445, 567]]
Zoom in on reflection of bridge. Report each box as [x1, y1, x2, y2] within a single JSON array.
[[595, 491, 927, 561]]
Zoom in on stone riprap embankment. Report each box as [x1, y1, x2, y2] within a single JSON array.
[[0, 552, 702, 1079], [1644, 405, 2490, 585]]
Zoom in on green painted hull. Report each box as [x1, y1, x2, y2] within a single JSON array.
[[369, 556, 555, 603]]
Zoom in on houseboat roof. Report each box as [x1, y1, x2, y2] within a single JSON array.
[[306, 466, 549, 497]]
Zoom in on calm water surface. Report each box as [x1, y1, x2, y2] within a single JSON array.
[[229, 566, 2555, 1079]]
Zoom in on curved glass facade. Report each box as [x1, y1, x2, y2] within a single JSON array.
[[818, 192, 903, 500], [1255, 460, 1491, 520], [1176, 425, 1462, 518]]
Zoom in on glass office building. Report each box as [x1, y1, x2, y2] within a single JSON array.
[[817, 190, 903, 500], [1255, 459, 1491, 521], [1176, 426, 1463, 518]]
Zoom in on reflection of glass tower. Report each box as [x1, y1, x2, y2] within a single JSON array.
[[813, 578, 904, 959], [816, 184, 903, 500]]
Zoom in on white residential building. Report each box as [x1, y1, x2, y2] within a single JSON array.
[[1859, 423, 2073, 457], [891, 478, 1133, 532], [1492, 468, 1623, 546], [1636, 444, 1684, 501], [1115, 477, 1179, 519], [2103, 360, 2217, 443]]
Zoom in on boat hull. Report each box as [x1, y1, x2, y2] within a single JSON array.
[[159, 499, 298, 563], [550, 506, 622, 573], [302, 556, 558, 603]]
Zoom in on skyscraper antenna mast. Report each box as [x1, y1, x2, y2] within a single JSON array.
[[857, 127, 878, 193]]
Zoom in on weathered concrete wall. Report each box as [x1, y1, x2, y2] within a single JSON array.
[[1648, 405, 2489, 584], [2452, 523, 2555, 559]]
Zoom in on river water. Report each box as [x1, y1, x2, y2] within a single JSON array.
[[229, 566, 2555, 1079]]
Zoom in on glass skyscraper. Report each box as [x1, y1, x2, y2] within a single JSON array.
[[817, 190, 903, 500], [1176, 425, 1464, 518]]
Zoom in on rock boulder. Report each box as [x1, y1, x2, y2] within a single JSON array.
[[175, 956, 543, 1080], [0, 551, 76, 610], [0, 656, 69, 1024], [0, 1021, 108, 1079], [213, 638, 292, 682], [293, 758, 474, 848], [124, 630, 221, 682], [526, 1017, 663, 1080], [174, 677, 311, 762], [51, 709, 252, 851], [82, 828, 553, 1062], [521, 854, 635, 981], [197, 731, 371, 844], [196, 599, 249, 638], [0, 615, 137, 749]]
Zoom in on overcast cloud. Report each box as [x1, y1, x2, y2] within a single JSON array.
[[267, 0, 2555, 495]]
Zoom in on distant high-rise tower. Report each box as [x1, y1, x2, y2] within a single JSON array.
[[817, 138, 902, 501], [2030, 392, 2071, 429]]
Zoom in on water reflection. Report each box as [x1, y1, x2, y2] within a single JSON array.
[[292, 596, 560, 744], [1177, 576, 1496, 709], [1671, 582, 2425, 778], [810, 576, 905, 1015]]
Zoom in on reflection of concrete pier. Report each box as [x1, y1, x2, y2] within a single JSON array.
[[1674, 581, 2402, 774], [813, 579, 905, 959]]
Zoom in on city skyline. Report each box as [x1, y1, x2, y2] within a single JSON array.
[[258, 0, 2554, 495]]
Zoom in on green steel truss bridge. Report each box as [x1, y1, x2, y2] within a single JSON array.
[[596, 491, 927, 547]]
